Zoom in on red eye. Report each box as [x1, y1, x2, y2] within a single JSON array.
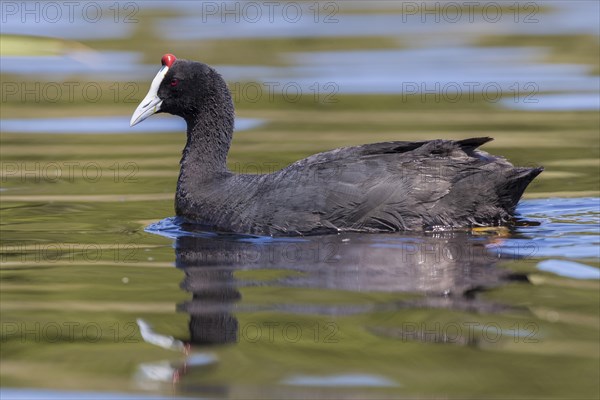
[[170, 78, 179, 87]]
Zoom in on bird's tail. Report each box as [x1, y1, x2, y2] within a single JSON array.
[[497, 167, 544, 212]]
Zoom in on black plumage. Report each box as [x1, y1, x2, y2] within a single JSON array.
[[144, 58, 542, 236]]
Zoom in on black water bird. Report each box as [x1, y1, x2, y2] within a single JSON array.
[[131, 54, 542, 236]]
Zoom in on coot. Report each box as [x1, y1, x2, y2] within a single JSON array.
[[131, 54, 542, 236]]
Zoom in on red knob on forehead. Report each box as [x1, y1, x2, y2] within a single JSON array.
[[161, 54, 176, 67]]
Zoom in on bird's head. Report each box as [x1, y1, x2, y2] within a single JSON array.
[[130, 54, 229, 126]]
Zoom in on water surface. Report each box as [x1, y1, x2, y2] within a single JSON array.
[[1, 1, 598, 399]]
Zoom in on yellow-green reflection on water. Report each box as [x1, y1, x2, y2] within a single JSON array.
[[1, 2, 599, 399]]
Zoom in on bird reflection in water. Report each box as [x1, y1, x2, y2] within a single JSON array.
[[136, 228, 533, 388]]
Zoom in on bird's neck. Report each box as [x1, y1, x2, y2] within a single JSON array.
[[179, 93, 234, 182]]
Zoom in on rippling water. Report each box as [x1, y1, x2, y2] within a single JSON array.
[[139, 199, 600, 397], [1, 1, 599, 398], [3, 197, 597, 398]]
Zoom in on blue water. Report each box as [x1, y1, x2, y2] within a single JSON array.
[[0, 116, 264, 134], [498, 198, 600, 260], [2, 2, 598, 108], [157, 1, 600, 40], [500, 93, 600, 111], [537, 260, 600, 280]]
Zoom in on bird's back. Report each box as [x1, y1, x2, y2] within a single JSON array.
[[249, 137, 541, 235], [177, 138, 542, 236]]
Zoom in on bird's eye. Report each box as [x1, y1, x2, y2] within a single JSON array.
[[170, 78, 179, 87]]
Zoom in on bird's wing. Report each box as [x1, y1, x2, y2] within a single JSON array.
[[254, 138, 496, 234]]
